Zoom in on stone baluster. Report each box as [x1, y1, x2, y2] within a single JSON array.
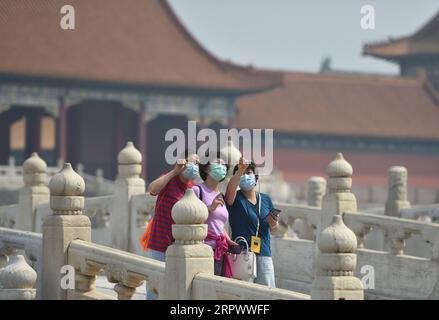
[[112, 142, 145, 252], [272, 215, 296, 239], [56, 158, 64, 169], [320, 153, 357, 230], [385, 166, 410, 217], [41, 163, 91, 300], [95, 168, 104, 195], [307, 176, 327, 207], [76, 163, 84, 177], [0, 250, 37, 300], [162, 189, 213, 300], [311, 153, 363, 300], [348, 221, 371, 249], [96, 168, 103, 182], [69, 259, 106, 300], [106, 266, 144, 300], [387, 228, 411, 255], [311, 214, 364, 300], [17, 153, 50, 232], [298, 176, 326, 240], [7, 156, 15, 179]]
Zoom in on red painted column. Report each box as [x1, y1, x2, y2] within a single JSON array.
[[25, 108, 42, 158], [112, 104, 125, 178], [57, 98, 67, 162], [138, 105, 147, 180], [0, 113, 11, 164]]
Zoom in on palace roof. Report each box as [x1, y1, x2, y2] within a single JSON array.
[[235, 71, 439, 140], [363, 11, 439, 60], [0, 0, 280, 94]]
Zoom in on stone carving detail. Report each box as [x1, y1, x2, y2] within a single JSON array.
[[106, 263, 144, 300], [326, 153, 353, 193], [49, 163, 85, 215], [307, 176, 326, 207], [22, 152, 47, 188], [348, 221, 372, 249], [171, 189, 208, 245], [386, 228, 411, 255], [0, 251, 37, 300], [312, 153, 363, 300], [312, 214, 364, 299], [117, 141, 142, 179], [385, 166, 410, 217], [318, 215, 358, 255]]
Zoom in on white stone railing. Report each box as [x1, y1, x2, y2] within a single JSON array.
[[68, 239, 310, 300], [344, 210, 439, 258], [68, 240, 165, 300], [0, 227, 41, 263], [5, 151, 397, 300], [0, 227, 41, 299], [400, 204, 439, 222], [0, 204, 18, 228], [268, 155, 439, 300], [192, 273, 309, 300], [271, 206, 439, 299], [0, 157, 114, 195]]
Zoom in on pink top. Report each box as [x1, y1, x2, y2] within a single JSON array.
[[193, 183, 229, 249]]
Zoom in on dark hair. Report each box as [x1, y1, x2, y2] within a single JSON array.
[[233, 161, 259, 182], [178, 149, 197, 161], [199, 151, 229, 182]]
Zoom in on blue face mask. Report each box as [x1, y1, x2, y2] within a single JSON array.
[[239, 174, 256, 191], [182, 163, 199, 180], [209, 163, 227, 181]]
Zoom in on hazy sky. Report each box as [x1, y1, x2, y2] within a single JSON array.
[[168, 0, 439, 75]]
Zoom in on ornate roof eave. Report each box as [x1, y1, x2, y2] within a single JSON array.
[[363, 11, 439, 61], [363, 36, 439, 61], [0, 72, 282, 98]]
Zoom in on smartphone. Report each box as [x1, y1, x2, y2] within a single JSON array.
[[269, 208, 281, 219], [228, 243, 243, 254]]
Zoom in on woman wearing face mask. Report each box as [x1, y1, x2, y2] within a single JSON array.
[[141, 150, 200, 300], [225, 157, 279, 287], [193, 153, 237, 277]]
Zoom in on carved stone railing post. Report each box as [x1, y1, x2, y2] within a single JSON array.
[[112, 142, 145, 252], [311, 153, 363, 299], [17, 153, 50, 232], [385, 166, 410, 217], [311, 214, 364, 300], [299, 176, 326, 240], [7, 156, 15, 178], [307, 176, 326, 207], [320, 153, 357, 230], [76, 163, 84, 177], [162, 189, 213, 300], [0, 250, 37, 300], [41, 163, 91, 300]]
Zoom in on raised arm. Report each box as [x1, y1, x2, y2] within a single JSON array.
[[225, 157, 248, 206], [147, 160, 186, 195]]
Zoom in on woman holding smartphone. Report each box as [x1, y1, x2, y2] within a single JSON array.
[[225, 157, 279, 288]]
